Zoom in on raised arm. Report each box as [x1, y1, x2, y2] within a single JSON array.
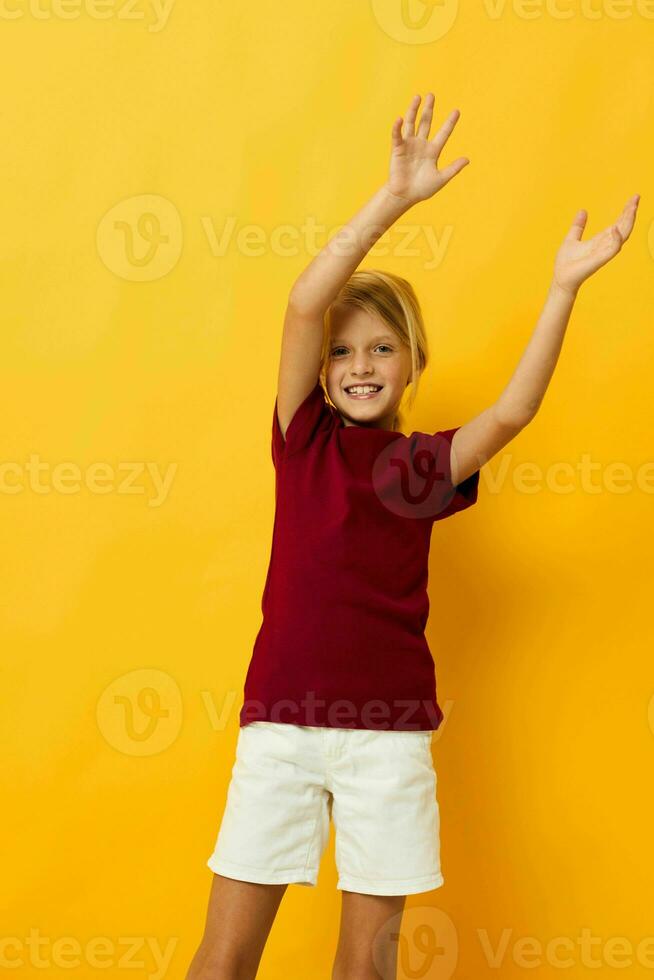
[[450, 194, 640, 486], [277, 93, 469, 438]]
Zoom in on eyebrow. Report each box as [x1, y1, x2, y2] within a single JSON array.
[[330, 335, 396, 345]]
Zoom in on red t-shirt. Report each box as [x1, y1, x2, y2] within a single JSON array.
[[239, 380, 480, 732]]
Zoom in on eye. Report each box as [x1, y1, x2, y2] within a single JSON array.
[[330, 344, 394, 356]]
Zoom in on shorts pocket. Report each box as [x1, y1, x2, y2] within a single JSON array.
[[380, 730, 433, 756]]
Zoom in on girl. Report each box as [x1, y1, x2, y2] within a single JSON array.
[[186, 93, 639, 980]]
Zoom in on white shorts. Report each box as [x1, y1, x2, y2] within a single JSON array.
[[206, 721, 444, 896]]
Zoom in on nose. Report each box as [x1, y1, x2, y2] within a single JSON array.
[[351, 356, 373, 375]]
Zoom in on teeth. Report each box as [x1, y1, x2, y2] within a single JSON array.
[[346, 385, 380, 394]]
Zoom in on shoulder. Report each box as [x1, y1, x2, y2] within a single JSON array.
[[272, 381, 335, 466]]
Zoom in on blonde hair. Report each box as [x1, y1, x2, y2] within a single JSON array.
[[319, 269, 429, 432]]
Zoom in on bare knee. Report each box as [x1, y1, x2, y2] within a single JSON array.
[[332, 950, 398, 980], [185, 874, 288, 980], [332, 890, 405, 980], [332, 926, 401, 980], [185, 940, 258, 980]]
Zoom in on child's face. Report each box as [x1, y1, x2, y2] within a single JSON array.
[[325, 305, 413, 429]]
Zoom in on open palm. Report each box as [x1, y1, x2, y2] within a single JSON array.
[[554, 196, 640, 294], [387, 93, 469, 205]]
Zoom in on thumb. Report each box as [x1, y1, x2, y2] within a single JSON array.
[[565, 209, 588, 242]]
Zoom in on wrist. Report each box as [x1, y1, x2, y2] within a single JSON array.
[[380, 183, 416, 214], [549, 278, 579, 302]]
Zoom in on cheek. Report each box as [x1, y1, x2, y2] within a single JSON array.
[[385, 367, 404, 387], [324, 366, 339, 397]]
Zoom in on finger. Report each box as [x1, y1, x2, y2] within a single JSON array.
[[430, 108, 461, 158], [402, 94, 422, 139], [614, 194, 640, 242], [438, 156, 470, 186], [416, 92, 436, 140], [391, 116, 404, 149], [564, 209, 588, 242], [591, 197, 639, 250]]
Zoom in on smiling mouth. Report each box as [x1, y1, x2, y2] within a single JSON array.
[[344, 385, 383, 400]]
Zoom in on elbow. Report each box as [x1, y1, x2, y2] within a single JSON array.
[[494, 400, 538, 430], [287, 283, 324, 317]]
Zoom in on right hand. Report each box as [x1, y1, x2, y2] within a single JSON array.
[[385, 93, 470, 206]]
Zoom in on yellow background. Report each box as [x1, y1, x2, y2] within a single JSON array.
[[2, 1, 653, 977]]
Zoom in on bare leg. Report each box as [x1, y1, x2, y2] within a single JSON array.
[[331, 890, 407, 980], [185, 873, 289, 980]]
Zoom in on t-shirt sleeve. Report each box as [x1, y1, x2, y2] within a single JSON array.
[[429, 427, 480, 521], [271, 380, 330, 467]]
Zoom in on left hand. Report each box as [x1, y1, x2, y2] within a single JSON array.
[[553, 195, 640, 296]]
